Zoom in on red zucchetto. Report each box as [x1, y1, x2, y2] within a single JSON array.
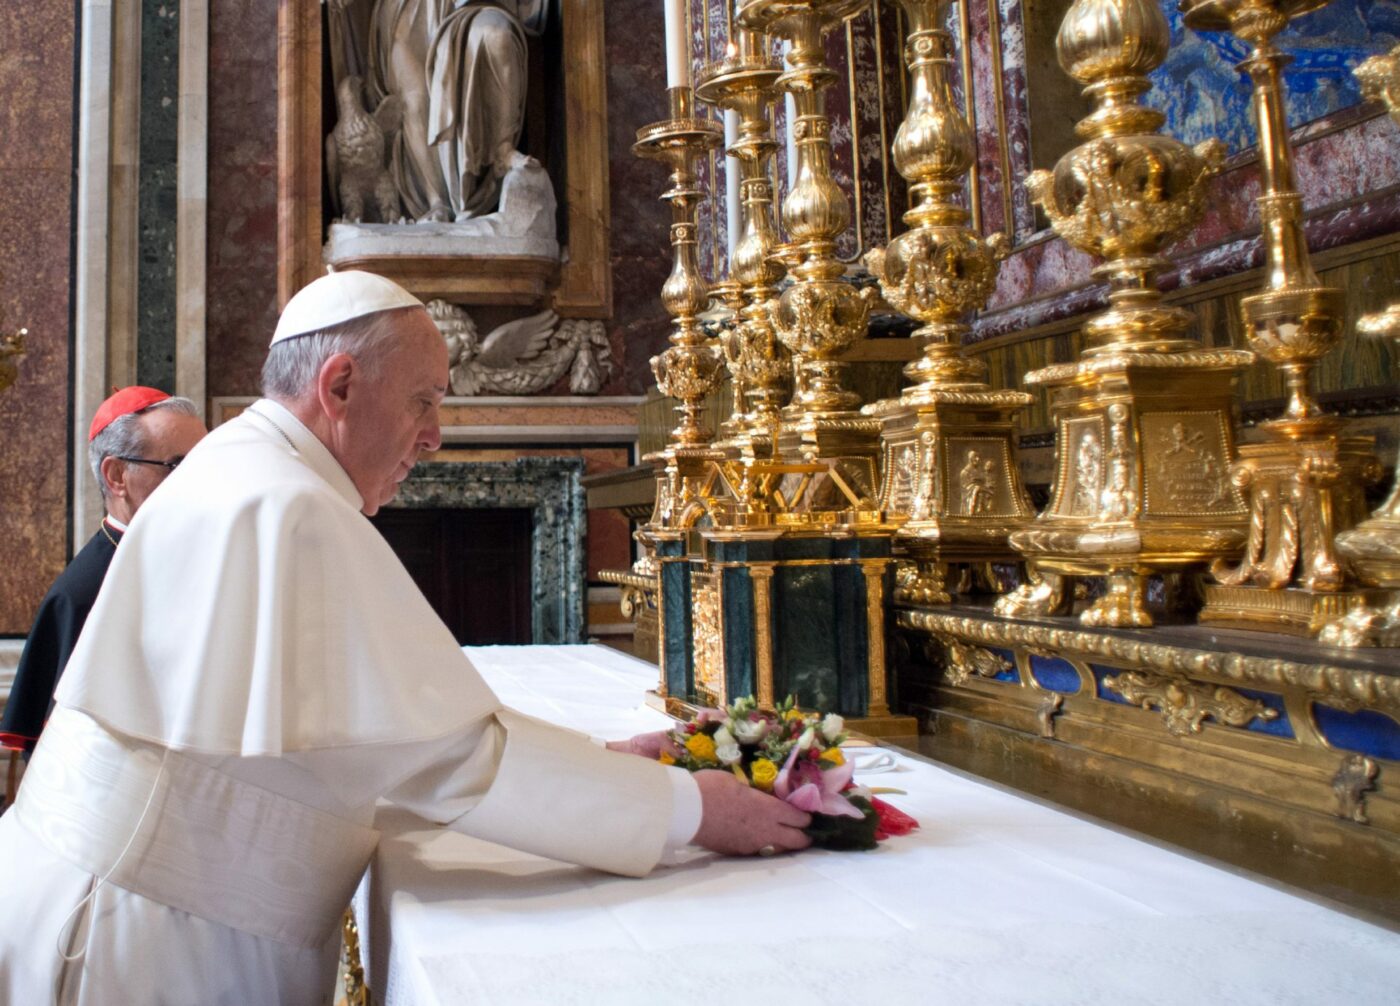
[[88, 386, 171, 442]]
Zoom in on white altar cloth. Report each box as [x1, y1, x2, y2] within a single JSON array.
[[356, 644, 1399, 1005]]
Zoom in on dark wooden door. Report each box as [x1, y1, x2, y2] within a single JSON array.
[[371, 508, 533, 645]]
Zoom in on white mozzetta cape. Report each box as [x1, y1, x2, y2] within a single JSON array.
[[59, 399, 499, 755], [1, 400, 675, 1004]]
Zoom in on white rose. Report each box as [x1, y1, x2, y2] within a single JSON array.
[[713, 726, 742, 765], [820, 713, 845, 742], [797, 726, 816, 751], [732, 717, 769, 744]]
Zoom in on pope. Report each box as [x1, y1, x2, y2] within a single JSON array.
[[0, 271, 810, 1004]]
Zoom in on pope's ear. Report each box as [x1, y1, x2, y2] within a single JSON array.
[[316, 352, 357, 420]]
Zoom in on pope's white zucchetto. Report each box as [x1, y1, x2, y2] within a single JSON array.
[[271, 270, 425, 346]]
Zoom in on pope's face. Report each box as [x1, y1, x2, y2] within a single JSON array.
[[340, 310, 448, 516]]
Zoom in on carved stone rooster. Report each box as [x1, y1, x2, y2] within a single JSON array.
[[326, 75, 402, 224]]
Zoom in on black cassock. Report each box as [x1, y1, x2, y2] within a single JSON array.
[[1, 524, 120, 754]]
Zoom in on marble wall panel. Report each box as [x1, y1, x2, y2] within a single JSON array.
[[608, 0, 675, 395], [206, 0, 279, 398], [0, 2, 76, 632]]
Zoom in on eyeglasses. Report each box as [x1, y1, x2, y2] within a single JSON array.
[[115, 456, 182, 471]]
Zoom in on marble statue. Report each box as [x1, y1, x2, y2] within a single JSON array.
[[326, 75, 403, 223], [327, 0, 548, 223]]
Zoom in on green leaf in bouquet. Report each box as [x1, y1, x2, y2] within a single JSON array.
[[803, 795, 880, 851]]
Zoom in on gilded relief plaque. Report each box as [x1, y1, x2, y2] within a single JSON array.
[[944, 438, 1024, 519], [1054, 416, 1106, 519]]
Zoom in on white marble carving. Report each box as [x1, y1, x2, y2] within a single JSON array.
[[429, 300, 613, 396], [324, 153, 560, 263]]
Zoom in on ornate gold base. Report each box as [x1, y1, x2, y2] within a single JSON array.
[[1200, 583, 1367, 636], [774, 412, 887, 518], [869, 388, 1036, 600], [1318, 590, 1400, 648]]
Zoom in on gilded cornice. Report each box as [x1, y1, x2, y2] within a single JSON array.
[[895, 608, 1400, 713]]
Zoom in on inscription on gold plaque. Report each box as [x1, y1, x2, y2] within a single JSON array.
[[1142, 411, 1240, 515]]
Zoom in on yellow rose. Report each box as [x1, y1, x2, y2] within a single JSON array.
[[750, 758, 778, 791], [784, 709, 806, 722], [820, 747, 845, 767], [685, 732, 718, 763], [659, 752, 676, 765]]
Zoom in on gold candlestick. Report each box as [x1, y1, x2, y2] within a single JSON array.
[[1319, 43, 1400, 648], [696, 38, 792, 456], [995, 0, 1252, 627], [1184, 0, 1383, 636], [863, 0, 1034, 604], [634, 88, 728, 451], [738, 0, 889, 522]]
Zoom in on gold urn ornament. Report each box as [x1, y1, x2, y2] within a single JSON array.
[[862, 0, 1034, 604], [1182, 0, 1384, 637], [995, 0, 1253, 627]]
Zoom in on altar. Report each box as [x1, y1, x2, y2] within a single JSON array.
[[353, 645, 1398, 1006]]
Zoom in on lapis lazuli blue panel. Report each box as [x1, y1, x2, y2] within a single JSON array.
[[1314, 705, 1400, 762], [1149, 1, 1400, 153], [1233, 688, 1294, 739], [1030, 654, 1082, 694]]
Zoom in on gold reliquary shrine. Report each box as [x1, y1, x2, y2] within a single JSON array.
[[597, 0, 1400, 913]]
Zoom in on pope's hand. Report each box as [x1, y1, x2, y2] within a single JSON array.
[[691, 770, 812, 856], [604, 731, 683, 759]]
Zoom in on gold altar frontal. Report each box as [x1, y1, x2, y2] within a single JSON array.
[[895, 601, 1400, 917]]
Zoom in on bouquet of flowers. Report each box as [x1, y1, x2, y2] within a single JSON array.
[[661, 695, 918, 851]]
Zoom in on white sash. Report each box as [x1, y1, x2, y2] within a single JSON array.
[[15, 708, 379, 950]]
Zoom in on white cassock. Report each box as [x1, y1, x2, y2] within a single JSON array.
[[0, 399, 697, 1005]]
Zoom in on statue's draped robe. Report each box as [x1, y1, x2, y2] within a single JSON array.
[[365, 0, 544, 220], [0, 399, 676, 1004]]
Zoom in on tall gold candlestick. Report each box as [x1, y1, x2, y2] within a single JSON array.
[[738, 0, 891, 523], [1320, 43, 1400, 648], [995, 0, 1253, 628], [1184, 0, 1383, 636], [697, 39, 792, 455], [634, 88, 728, 450], [863, 0, 1034, 604]]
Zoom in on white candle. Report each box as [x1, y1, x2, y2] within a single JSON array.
[[725, 108, 741, 260], [664, 0, 690, 89], [782, 41, 798, 189]]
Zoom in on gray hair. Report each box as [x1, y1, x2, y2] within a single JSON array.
[[89, 396, 201, 500], [259, 307, 422, 401]]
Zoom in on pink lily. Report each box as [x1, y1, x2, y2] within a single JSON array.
[[774, 743, 864, 819]]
